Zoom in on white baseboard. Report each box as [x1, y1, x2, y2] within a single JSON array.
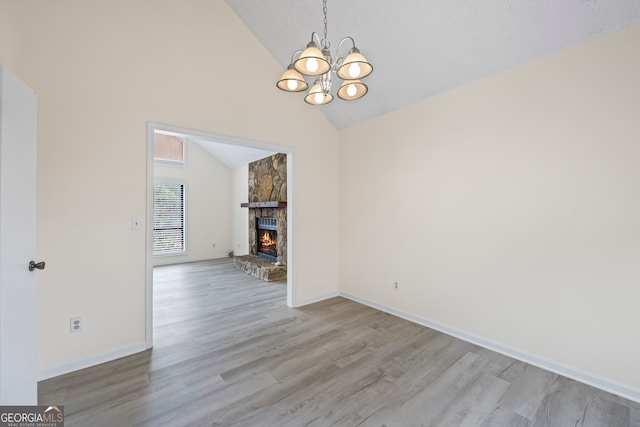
[[340, 291, 640, 404], [153, 254, 230, 266], [292, 291, 340, 308], [38, 341, 149, 381]]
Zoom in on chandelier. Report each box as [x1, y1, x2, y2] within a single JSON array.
[[276, 0, 373, 105]]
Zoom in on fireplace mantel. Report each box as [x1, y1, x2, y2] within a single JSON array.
[[241, 201, 287, 208]]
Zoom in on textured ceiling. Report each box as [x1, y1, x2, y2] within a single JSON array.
[[226, 0, 640, 129]]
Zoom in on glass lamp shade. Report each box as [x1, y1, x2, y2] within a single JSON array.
[[337, 79, 368, 101], [276, 67, 309, 92], [336, 48, 373, 80], [294, 42, 331, 76], [304, 83, 333, 105]]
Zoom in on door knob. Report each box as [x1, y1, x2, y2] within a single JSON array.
[[28, 261, 45, 271]]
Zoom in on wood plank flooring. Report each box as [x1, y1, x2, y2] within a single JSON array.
[[39, 258, 640, 426]]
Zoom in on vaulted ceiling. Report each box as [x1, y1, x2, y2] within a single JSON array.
[[226, 0, 640, 129]]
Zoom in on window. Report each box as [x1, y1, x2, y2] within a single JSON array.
[[153, 182, 185, 255], [154, 132, 185, 166]]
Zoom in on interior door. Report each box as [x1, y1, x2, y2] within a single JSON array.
[[0, 65, 39, 404]]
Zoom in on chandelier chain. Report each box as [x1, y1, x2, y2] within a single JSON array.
[[322, 0, 329, 49]]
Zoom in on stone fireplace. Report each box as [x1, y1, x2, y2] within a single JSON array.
[[235, 153, 287, 281]]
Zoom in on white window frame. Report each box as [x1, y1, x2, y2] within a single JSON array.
[[153, 131, 187, 168], [152, 179, 187, 256]]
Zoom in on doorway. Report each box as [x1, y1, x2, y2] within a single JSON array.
[[145, 123, 295, 347]]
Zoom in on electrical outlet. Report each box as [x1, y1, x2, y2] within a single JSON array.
[[70, 317, 82, 333], [393, 281, 399, 290]]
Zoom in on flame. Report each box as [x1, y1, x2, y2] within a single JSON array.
[[260, 231, 276, 245]]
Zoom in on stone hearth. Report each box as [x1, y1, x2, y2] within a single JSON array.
[[233, 255, 286, 282]]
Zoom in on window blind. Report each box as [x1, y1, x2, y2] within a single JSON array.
[[153, 183, 185, 255]]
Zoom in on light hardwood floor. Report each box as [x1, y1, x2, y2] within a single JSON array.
[[39, 258, 640, 426]]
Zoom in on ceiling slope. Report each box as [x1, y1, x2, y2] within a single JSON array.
[[226, 0, 640, 129]]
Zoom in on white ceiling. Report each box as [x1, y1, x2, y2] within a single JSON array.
[[155, 127, 276, 170], [191, 138, 277, 170], [225, 0, 640, 129]]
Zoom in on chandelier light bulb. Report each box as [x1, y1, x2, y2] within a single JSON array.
[[337, 48, 373, 80], [337, 79, 367, 101], [276, 66, 309, 92], [306, 58, 319, 73], [348, 63, 361, 78], [305, 82, 333, 105], [294, 41, 330, 76]]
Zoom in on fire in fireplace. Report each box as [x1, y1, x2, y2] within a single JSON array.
[[256, 217, 278, 262]]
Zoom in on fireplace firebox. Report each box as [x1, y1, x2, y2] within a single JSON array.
[[256, 217, 278, 262]]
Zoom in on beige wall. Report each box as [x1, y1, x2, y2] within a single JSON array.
[[231, 164, 249, 256], [0, 1, 19, 69], [6, 0, 339, 375], [340, 23, 640, 396], [154, 140, 232, 265]]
